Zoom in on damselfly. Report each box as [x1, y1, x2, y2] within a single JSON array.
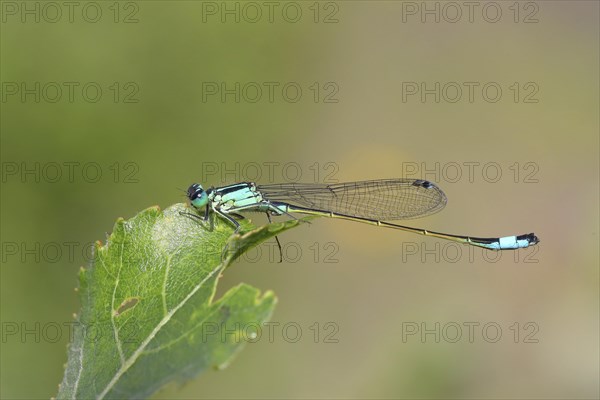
[[186, 179, 539, 255]]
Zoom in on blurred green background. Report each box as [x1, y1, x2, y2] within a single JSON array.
[[1, 1, 598, 399]]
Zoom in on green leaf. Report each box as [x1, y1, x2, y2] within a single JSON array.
[[57, 203, 304, 400]]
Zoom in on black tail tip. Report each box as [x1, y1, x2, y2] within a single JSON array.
[[518, 233, 539, 246]]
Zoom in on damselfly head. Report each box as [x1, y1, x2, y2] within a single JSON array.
[[187, 183, 209, 209]]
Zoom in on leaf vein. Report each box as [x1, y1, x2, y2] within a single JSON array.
[[96, 261, 225, 400], [110, 241, 126, 365], [142, 291, 235, 355]]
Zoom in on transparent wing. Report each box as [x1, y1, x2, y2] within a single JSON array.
[[257, 179, 447, 220]]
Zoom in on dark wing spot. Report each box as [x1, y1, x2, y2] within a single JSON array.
[[412, 179, 433, 189]]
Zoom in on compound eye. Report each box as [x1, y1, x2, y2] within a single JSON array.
[[187, 183, 204, 201], [187, 184, 208, 209]]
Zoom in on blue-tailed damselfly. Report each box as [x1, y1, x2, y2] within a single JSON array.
[[186, 179, 539, 252]]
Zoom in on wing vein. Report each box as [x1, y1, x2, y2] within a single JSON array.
[[257, 179, 447, 220]]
